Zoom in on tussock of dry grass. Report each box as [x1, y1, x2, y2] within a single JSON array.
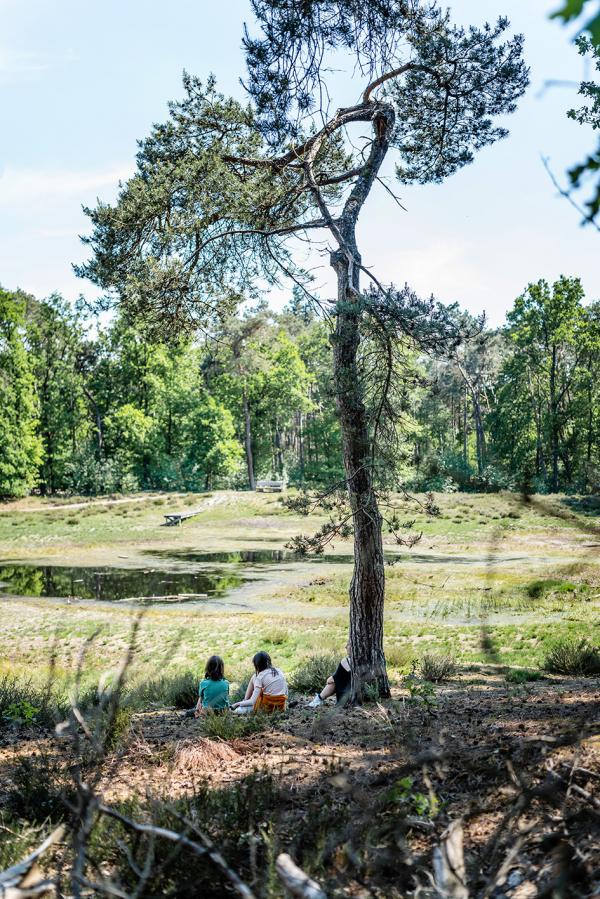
[[174, 737, 242, 770]]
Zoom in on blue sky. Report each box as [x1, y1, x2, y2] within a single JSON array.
[[0, 0, 597, 326]]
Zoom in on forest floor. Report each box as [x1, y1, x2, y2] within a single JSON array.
[[0, 490, 599, 896]]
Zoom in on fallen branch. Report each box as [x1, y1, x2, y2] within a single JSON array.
[[275, 853, 327, 899], [432, 820, 468, 899], [0, 824, 65, 899], [97, 804, 256, 899]]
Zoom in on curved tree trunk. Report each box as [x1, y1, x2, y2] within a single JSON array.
[[323, 104, 395, 701], [330, 245, 389, 701]]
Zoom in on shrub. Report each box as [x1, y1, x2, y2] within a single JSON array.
[[543, 638, 600, 675], [505, 668, 544, 684], [105, 706, 133, 750], [88, 773, 279, 897], [200, 709, 275, 741], [0, 675, 66, 728], [0, 815, 43, 870], [385, 644, 413, 671], [525, 579, 577, 599], [290, 653, 339, 694], [127, 670, 198, 710], [8, 753, 73, 823], [417, 653, 457, 682], [261, 626, 289, 645]]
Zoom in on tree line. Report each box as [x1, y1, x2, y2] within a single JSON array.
[[2, 274, 598, 500]]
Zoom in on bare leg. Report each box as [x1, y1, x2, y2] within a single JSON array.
[[319, 676, 336, 701], [244, 675, 255, 701]]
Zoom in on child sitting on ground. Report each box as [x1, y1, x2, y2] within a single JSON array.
[[190, 654, 230, 717], [230, 651, 288, 714]]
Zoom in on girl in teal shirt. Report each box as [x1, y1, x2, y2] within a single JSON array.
[[194, 655, 229, 716]]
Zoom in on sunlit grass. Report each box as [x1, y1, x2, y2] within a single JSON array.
[[0, 490, 598, 697]]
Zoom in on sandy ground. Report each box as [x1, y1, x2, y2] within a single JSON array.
[[1, 673, 598, 896]]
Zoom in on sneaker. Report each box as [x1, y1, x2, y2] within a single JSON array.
[[307, 693, 323, 708]]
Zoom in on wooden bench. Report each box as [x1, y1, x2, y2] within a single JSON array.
[[163, 509, 203, 526], [256, 480, 285, 492]]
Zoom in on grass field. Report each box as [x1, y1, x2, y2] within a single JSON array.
[[1, 490, 599, 896], [1, 489, 599, 692]]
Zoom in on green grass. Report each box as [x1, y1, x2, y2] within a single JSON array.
[[0, 490, 599, 710]]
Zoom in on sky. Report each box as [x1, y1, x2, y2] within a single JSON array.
[[0, 0, 598, 327]]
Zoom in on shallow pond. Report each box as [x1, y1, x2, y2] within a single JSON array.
[[0, 564, 245, 603], [146, 548, 354, 564]]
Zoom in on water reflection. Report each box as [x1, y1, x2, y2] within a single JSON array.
[[0, 564, 244, 602], [146, 549, 354, 564]]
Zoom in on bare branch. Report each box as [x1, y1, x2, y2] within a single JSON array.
[[275, 853, 327, 899]]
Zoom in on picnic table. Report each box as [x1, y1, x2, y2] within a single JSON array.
[[163, 509, 203, 526]]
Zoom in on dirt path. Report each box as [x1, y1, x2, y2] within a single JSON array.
[[0, 492, 234, 515]]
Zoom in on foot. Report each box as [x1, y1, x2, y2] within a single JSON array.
[[307, 693, 323, 708]]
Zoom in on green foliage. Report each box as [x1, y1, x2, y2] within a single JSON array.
[[126, 670, 199, 710], [2, 699, 40, 726], [505, 668, 544, 684], [0, 675, 65, 728], [0, 288, 42, 497], [543, 637, 600, 675], [88, 773, 280, 897], [8, 752, 73, 823], [552, 1, 600, 53], [290, 653, 339, 694], [105, 706, 133, 750], [525, 579, 578, 599], [0, 816, 42, 871], [386, 776, 440, 819], [184, 391, 242, 488], [417, 653, 457, 683], [404, 669, 437, 714], [567, 36, 600, 224], [200, 709, 276, 740]]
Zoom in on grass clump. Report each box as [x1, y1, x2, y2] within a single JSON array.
[[261, 626, 289, 645], [290, 653, 338, 694], [8, 752, 73, 823], [105, 706, 134, 750], [525, 578, 577, 599], [200, 709, 276, 740], [385, 644, 413, 671], [127, 670, 198, 710], [0, 816, 43, 870], [0, 675, 66, 728], [505, 668, 544, 684], [417, 653, 457, 682], [543, 638, 600, 675]]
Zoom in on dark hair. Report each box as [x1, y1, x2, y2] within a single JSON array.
[[253, 651, 276, 675], [205, 655, 225, 681]]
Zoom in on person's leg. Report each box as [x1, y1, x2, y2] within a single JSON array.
[[319, 676, 336, 700], [308, 675, 335, 706], [243, 675, 255, 702], [234, 704, 253, 715]]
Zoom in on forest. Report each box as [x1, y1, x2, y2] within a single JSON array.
[[1, 1, 599, 897], [3, 273, 600, 499]]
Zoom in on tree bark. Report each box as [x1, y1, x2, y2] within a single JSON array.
[[550, 343, 559, 492], [242, 387, 255, 490], [330, 247, 389, 700], [82, 384, 104, 458], [323, 104, 395, 700], [457, 363, 486, 476]]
